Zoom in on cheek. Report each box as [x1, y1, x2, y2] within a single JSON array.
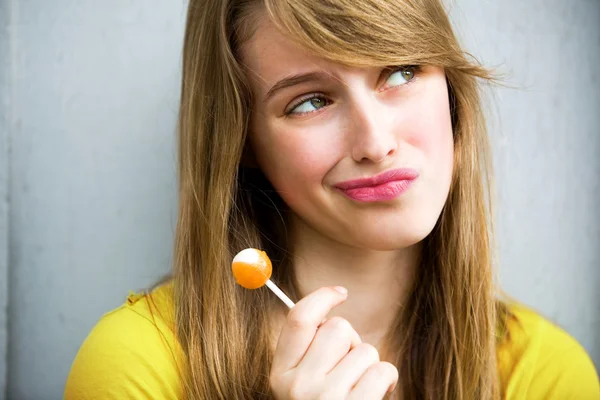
[[251, 122, 342, 196], [403, 89, 454, 166]]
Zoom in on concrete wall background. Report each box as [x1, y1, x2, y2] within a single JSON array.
[[0, 0, 10, 396], [3, 1, 185, 399], [449, 0, 600, 368], [1, 0, 598, 399]]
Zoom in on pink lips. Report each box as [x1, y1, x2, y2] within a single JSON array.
[[334, 168, 419, 202]]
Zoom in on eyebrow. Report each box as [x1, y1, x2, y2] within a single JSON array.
[[263, 71, 335, 103]]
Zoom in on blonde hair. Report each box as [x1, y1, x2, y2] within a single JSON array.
[[174, 0, 506, 398]]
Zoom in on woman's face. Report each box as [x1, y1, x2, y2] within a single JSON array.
[[241, 17, 454, 251]]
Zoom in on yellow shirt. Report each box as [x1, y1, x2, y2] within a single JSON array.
[[64, 283, 600, 399]]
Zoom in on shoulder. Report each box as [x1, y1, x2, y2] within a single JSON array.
[[64, 282, 185, 400], [497, 303, 599, 399]]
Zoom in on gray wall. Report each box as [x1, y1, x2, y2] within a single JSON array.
[[449, 0, 600, 366], [0, 0, 10, 395], [2, 1, 185, 399], [1, 0, 598, 399]]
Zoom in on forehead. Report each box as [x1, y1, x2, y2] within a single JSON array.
[[239, 16, 344, 93]]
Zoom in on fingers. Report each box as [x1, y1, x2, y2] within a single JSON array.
[[324, 342, 380, 393], [271, 286, 349, 374], [269, 285, 398, 400], [295, 316, 362, 376], [348, 361, 399, 399]]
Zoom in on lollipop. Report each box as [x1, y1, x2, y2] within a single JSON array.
[[232, 248, 295, 308]]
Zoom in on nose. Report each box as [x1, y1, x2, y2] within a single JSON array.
[[348, 96, 398, 163]]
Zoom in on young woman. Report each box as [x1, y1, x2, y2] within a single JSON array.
[[65, 0, 599, 399]]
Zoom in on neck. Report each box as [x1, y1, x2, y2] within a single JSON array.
[[287, 216, 420, 355]]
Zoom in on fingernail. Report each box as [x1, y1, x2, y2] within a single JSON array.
[[333, 286, 347, 295]]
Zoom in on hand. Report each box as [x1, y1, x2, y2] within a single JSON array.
[[269, 286, 399, 399]]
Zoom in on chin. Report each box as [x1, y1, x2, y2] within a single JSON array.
[[350, 229, 429, 251], [345, 212, 440, 251]]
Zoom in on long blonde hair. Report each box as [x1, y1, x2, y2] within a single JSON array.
[[174, 0, 505, 398]]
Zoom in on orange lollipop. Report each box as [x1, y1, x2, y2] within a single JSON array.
[[232, 248, 295, 308], [232, 248, 272, 289]]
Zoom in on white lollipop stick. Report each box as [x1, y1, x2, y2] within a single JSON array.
[[265, 279, 295, 309]]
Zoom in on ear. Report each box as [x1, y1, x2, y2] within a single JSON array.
[[240, 141, 260, 168]]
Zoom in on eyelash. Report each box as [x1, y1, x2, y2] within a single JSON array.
[[284, 65, 422, 117]]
